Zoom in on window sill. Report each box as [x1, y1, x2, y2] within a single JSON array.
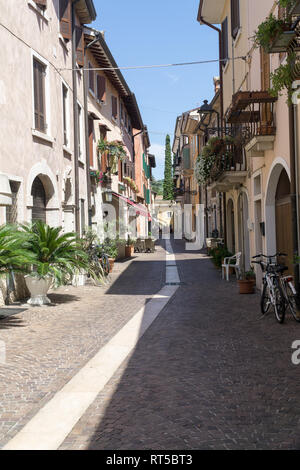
[[32, 129, 54, 145], [63, 145, 72, 156], [27, 1, 49, 22]]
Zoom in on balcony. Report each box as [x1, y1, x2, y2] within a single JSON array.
[[208, 143, 247, 192], [226, 91, 277, 158]]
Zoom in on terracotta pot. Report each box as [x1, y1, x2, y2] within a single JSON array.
[[108, 258, 115, 273], [238, 279, 255, 294], [125, 245, 134, 258]]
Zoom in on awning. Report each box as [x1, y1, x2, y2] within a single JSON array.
[[112, 192, 149, 218], [0, 174, 12, 206]]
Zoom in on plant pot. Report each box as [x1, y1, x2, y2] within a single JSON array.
[[268, 30, 296, 53], [72, 273, 86, 287], [238, 279, 255, 295], [125, 245, 134, 258], [108, 258, 115, 273], [116, 243, 126, 260], [25, 275, 52, 306]]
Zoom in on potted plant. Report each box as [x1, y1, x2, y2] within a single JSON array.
[[0, 224, 36, 304], [254, 7, 296, 54], [22, 221, 90, 305], [237, 269, 256, 294], [103, 238, 118, 272], [125, 237, 135, 258]]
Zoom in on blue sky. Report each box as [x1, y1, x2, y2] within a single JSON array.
[[91, 0, 219, 179]]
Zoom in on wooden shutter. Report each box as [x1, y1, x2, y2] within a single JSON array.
[[112, 96, 118, 119], [33, 59, 46, 132], [31, 177, 46, 223], [221, 18, 229, 65], [118, 159, 123, 180], [231, 0, 240, 39], [60, 0, 71, 41], [76, 26, 84, 67], [36, 0, 47, 7], [89, 63, 95, 93], [88, 117, 94, 167], [97, 75, 106, 101], [260, 47, 270, 91]]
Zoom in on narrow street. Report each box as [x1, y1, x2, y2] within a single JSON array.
[[1, 240, 300, 450]]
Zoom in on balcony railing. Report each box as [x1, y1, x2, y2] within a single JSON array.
[[226, 91, 277, 145]]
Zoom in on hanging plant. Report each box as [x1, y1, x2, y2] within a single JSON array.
[[90, 170, 108, 186], [97, 139, 127, 161], [195, 136, 236, 184]]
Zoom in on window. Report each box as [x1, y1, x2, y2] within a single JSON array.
[[75, 26, 84, 67], [62, 83, 68, 146], [77, 104, 82, 158], [6, 181, 19, 224], [111, 96, 118, 119], [33, 58, 46, 132], [221, 17, 229, 67], [59, 0, 71, 41], [97, 75, 106, 102], [231, 0, 240, 39], [89, 63, 95, 94]]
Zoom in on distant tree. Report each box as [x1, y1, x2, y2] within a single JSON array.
[[151, 177, 164, 196], [163, 134, 174, 200]]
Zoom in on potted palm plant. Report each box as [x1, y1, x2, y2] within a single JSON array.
[[22, 221, 89, 305], [238, 269, 256, 294], [0, 224, 36, 304]]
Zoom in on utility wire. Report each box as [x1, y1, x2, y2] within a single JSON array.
[[58, 56, 247, 72]]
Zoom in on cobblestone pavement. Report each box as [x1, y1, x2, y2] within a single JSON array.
[[0, 245, 165, 448], [60, 238, 300, 450]]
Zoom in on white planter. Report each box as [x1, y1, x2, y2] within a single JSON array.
[[24, 275, 52, 306], [72, 273, 86, 287]]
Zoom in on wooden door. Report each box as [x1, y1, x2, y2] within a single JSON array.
[[276, 198, 293, 273], [31, 177, 46, 223]]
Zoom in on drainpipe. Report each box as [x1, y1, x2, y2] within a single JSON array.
[[290, 101, 300, 301], [72, 0, 81, 233], [83, 32, 103, 228], [198, 15, 227, 245]]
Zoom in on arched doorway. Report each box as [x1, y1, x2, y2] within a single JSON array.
[[275, 169, 293, 272], [227, 199, 236, 254], [238, 192, 250, 270], [31, 176, 46, 222], [265, 162, 293, 272]]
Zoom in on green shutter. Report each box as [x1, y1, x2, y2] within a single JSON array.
[[183, 148, 190, 169]]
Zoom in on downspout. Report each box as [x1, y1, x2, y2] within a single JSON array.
[[290, 100, 300, 300], [72, 0, 81, 233], [198, 15, 227, 245], [83, 32, 103, 228]]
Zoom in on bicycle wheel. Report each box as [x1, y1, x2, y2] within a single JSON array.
[[273, 278, 286, 324], [101, 254, 110, 276], [286, 284, 300, 322], [261, 281, 271, 315]]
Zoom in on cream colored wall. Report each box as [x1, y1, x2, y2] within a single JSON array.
[[218, 0, 292, 264], [0, 0, 88, 230]]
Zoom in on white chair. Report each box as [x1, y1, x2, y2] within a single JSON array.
[[222, 252, 242, 281]]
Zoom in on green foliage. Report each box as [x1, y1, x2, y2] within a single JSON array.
[[269, 53, 295, 103], [22, 221, 90, 286], [254, 14, 286, 52], [151, 178, 164, 196], [195, 136, 235, 184], [209, 246, 233, 268], [102, 238, 118, 259], [0, 224, 36, 275], [163, 134, 174, 200]]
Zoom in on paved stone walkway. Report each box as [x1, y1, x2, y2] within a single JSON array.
[[59, 238, 300, 450], [0, 245, 165, 448]]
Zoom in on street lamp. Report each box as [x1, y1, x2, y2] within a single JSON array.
[[198, 100, 221, 136]]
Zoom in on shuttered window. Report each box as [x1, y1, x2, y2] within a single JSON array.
[[100, 126, 107, 172], [77, 104, 82, 158], [88, 117, 94, 167], [59, 0, 71, 41], [97, 75, 106, 101], [221, 18, 229, 66], [231, 0, 240, 39], [33, 58, 46, 133], [62, 84, 68, 146], [76, 26, 84, 67], [260, 47, 270, 90], [6, 181, 19, 224], [112, 96, 118, 119]]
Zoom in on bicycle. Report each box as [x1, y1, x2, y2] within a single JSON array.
[[87, 244, 110, 279], [252, 253, 287, 324]]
